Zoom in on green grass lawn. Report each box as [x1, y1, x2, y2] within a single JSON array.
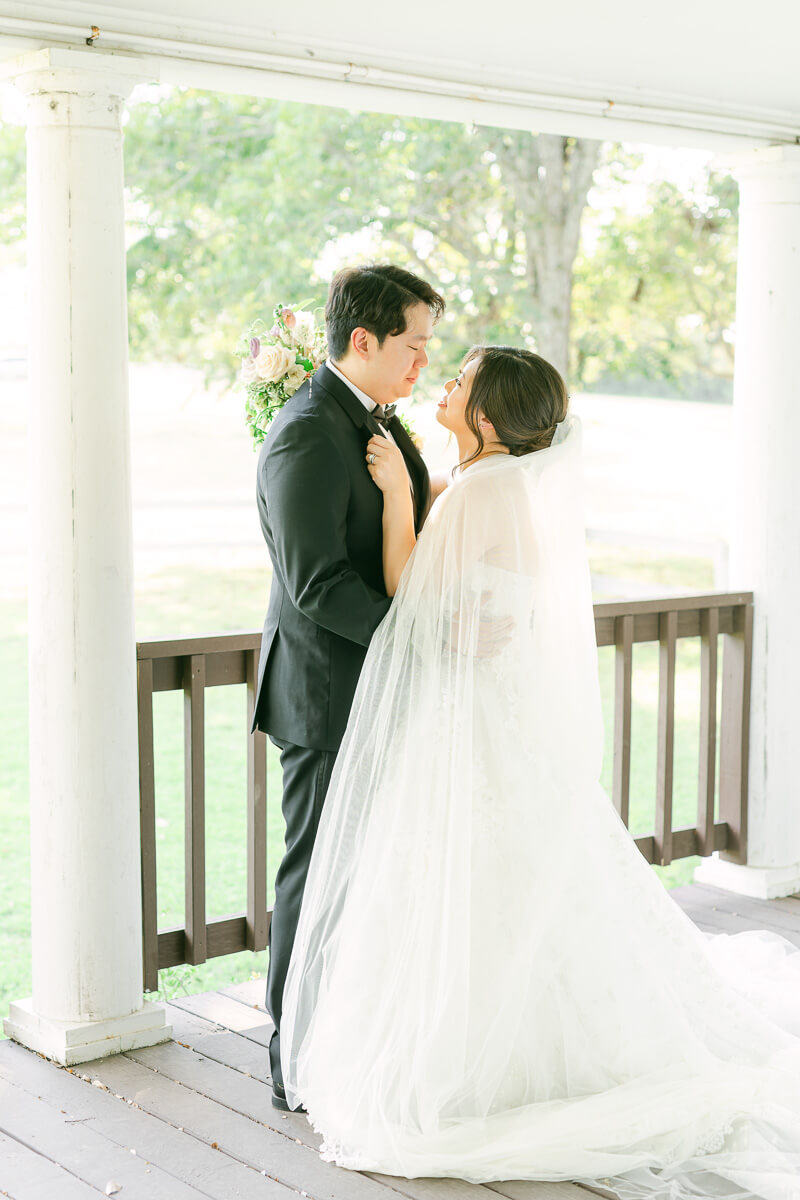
[[589, 544, 716, 593], [0, 555, 716, 1018]]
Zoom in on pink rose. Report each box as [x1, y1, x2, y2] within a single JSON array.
[[281, 308, 297, 330]]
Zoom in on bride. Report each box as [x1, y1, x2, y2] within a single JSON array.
[[280, 345, 800, 1200]]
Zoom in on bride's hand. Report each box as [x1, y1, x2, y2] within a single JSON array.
[[366, 435, 411, 497]]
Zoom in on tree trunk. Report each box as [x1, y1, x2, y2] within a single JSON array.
[[492, 132, 601, 385]]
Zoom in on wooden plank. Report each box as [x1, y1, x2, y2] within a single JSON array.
[[612, 614, 633, 826], [157, 925, 186, 970], [139, 632, 260, 661], [165, 1001, 227, 1040], [170, 992, 274, 1047], [0, 1075, 206, 1199], [183, 654, 206, 965], [669, 898, 752, 929], [669, 885, 800, 947], [154, 653, 256, 694], [718, 604, 753, 864], [678, 908, 793, 942], [246, 649, 269, 954], [683, 883, 800, 936], [218, 979, 267, 1008], [593, 592, 752, 620], [204, 651, 249, 689], [138, 599, 752, 678], [596, 608, 730, 651], [157, 1018, 589, 1200], [86, 1053, 401, 1200], [696, 607, 719, 856], [158, 916, 253, 971], [125, 1040, 295, 1133], [137, 655, 160, 995], [0, 1128, 100, 1200], [654, 610, 677, 866], [152, 650, 254, 693], [606, 824, 725, 868], [487, 1184, 605, 1200], [0, 1042, 290, 1200], [206, 914, 251, 958], [127, 1041, 521, 1200], [138, 598, 755, 666], [167, 1004, 272, 1086]]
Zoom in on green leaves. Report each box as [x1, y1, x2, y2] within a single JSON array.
[[0, 86, 738, 395], [572, 150, 737, 392]]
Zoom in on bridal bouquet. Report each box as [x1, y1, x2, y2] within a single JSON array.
[[236, 304, 327, 447], [236, 301, 422, 451]]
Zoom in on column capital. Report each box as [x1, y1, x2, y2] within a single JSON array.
[[722, 144, 800, 202], [1, 45, 154, 102]]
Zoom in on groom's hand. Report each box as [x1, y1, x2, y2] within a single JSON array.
[[476, 594, 515, 658], [449, 595, 514, 659]]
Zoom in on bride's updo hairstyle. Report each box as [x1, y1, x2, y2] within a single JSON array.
[[460, 345, 569, 469]]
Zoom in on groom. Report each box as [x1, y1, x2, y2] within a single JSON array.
[[251, 264, 446, 1110]]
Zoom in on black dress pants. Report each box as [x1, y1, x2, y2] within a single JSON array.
[[265, 736, 338, 1092]]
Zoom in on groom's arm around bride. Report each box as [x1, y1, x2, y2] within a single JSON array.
[[250, 264, 445, 1108]]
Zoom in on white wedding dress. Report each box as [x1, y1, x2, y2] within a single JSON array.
[[280, 417, 800, 1200]]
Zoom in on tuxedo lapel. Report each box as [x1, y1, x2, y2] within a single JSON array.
[[311, 362, 373, 433], [388, 416, 431, 532]]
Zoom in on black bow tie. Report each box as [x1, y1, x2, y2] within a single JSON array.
[[371, 404, 397, 430]]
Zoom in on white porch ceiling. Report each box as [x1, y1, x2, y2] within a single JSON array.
[[0, 0, 798, 148]]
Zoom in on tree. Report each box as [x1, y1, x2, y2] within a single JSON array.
[[485, 131, 600, 378], [571, 156, 738, 392], [0, 88, 738, 395], [121, 90, 600, 384], [0, 119, 25, 252]]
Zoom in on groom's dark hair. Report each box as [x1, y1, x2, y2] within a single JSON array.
[[325, 264, 445, 361]]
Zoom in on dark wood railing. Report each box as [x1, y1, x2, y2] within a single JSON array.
[[137, 634, 266, 992], [595, 592, 752, 868], [137, 591, 752, 991]]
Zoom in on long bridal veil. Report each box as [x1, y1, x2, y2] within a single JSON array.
[[280, 417, 800, 1199]]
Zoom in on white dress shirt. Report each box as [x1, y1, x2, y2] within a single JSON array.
[[325, 359, 400, 450]]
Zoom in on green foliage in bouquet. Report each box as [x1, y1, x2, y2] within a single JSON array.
[[236, 303, 422, 450], [235, 304, 326, 448]]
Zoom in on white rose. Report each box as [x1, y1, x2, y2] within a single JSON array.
[[292, 311, 316, 345], [254, 344, 295, 383], [240, 356, 259, 384], [284, 363, 307, 394]]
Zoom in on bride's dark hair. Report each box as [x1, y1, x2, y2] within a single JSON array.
[[458, 345, 569, 470]]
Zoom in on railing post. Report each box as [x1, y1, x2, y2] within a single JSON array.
[[246, 649, 269, 952], [655, 609, 677, 865], [184, 654, 207, 965], [697, 607, 719, 856], [137, 656, 159, 993], [612, 613, 634, 826], [718, 601, 753, 864]]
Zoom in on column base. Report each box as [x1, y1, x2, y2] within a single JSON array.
[[695, 853, 800, 900], [3, 998, 172, 1066]]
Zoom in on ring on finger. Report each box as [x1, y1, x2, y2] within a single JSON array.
[[368, 452, 376, 465]]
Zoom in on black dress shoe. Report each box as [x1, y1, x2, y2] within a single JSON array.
[[271, 1082, 306, 1114]]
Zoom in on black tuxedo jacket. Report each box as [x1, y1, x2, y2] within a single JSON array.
[[251, 362, 431, 751]]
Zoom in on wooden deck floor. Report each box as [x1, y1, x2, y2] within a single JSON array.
[[2, 881, 800, 1200]]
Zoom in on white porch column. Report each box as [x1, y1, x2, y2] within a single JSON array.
[[696, 145, 800, 900], [2, 47, 170, 1063]]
